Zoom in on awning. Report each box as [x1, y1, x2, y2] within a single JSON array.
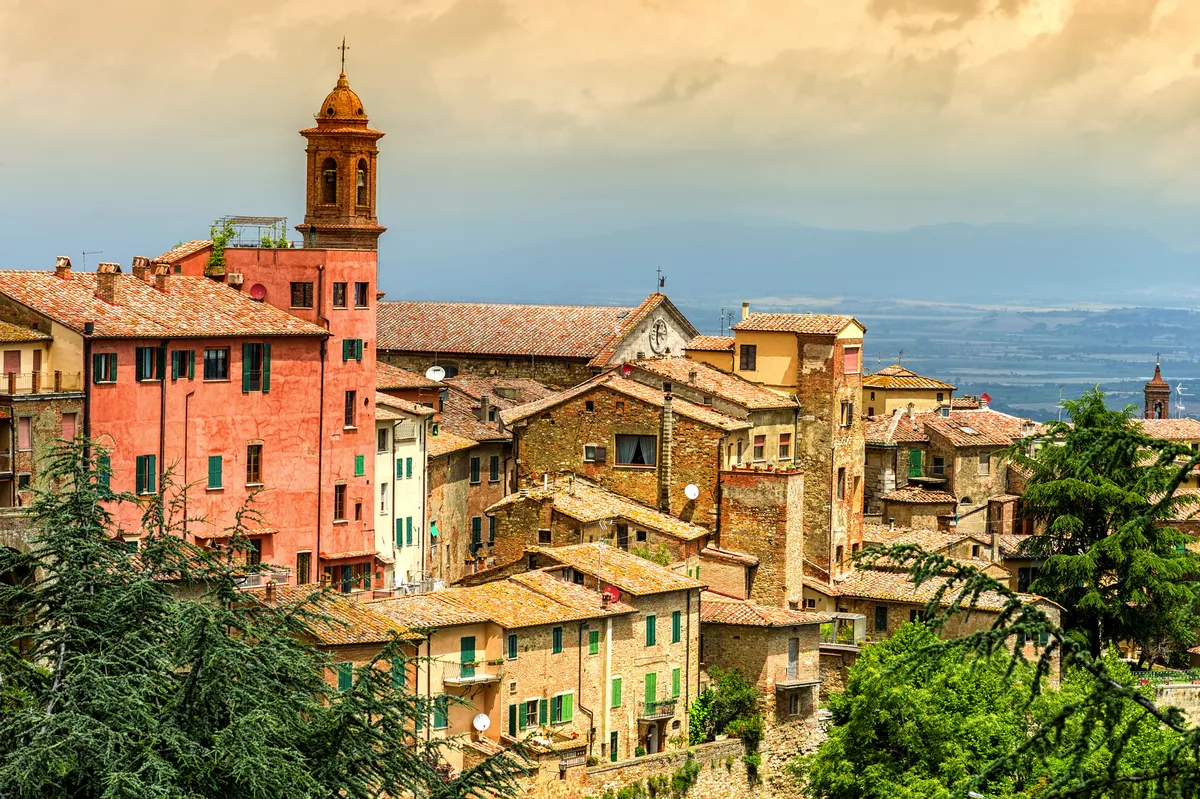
[[319, 550, 377, 561], [196, 527, 278, 540]]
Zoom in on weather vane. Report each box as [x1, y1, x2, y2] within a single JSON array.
[[338, 37, 350, 73], [656, 265, 665, 291]]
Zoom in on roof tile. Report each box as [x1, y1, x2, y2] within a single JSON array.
[[631, 357, 795, 410], [700, 591, 830, 626], [862, 364, 955, 391], [730, 313, 863, 335], [684, 335, 735, 352], [529, 542, 704, 596]]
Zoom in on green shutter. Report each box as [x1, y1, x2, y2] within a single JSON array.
[[207, 455, 222, 489], [170, 351, 179, 380], [395, 518, 403, 547], [461, 636, 476, 679], [644, 672, 656, 705], [355, 454, 365, 477], [406, 517, 413, 546], [406, 457, 413, 479], [92, 353, 102, 383], [261, 343, 271, 392], [672, 667, 680, 698], [562, 693, 573, 723], [148, 455, 156, 494], [672, 611, 681, 643], [508, 633, 518, 660], [396, 458, 404, 479], [135, 455, 145, 494], [508, 703, 517, 736], [241, 344, 252, 392], [110, 353, 117, 382], [187, 350, 195, 380], [518, 702, 528, 730], [342, 339, 350, 361], [337, 662, 353, 692], [589, 629, 599, 655], [908, 449, 922, 478], [415, 704, 424, 732], [646, 615, 656, 647], [97, 454, 111, 492], [434, 696, 448, 729], [538, 698, 548, 727], [610, 732, 618, 762], [552, 626, 562, 654], [356, 339, 364, 360], [611, 677, 621, 708]]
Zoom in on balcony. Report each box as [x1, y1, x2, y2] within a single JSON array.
[[443, 661, 504, 687], [774, 666, 820, 690], [637, 699, 677, 721], [234, 568, 292, 588], [0, 372, 83, 396], [819, 613, 867, 652]]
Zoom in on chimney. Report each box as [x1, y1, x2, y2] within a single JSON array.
[[741, 301, 750, 320], [478, 394, 491, 423], [687, 369, 697, 384], [154, 265, 171, 293], [54, 256, 72, 280], [990, 528, 1000, 562], [264, 580, 276, 603], [658, 393, 674, 511], [95, 263, 121, 305], [131, 256, 152, 282]]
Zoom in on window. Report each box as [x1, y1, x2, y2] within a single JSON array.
[[469, 457, 481, 484], [932, 456, 945, 476], [342, 339, 364, 362], [92, 352, 118, 383], [406, 457, 413, 479], [321, 157, 338, 204], [615, 435, 656, 466], [552, 626, 563, 654], [739, 344, 757, 371], [354, 454, 365, 477], [433, 696, 449, 729], [377, 428, 389, 452], [471, 517, 482, 551], [135, 454, 157, 495], [332, 282, 347, 308], [843, 346, 860, 374], [406, 517, 413, 547], [971, 544, 981, 558], [507, 633, 518, 659], [874, 605, 888, 632], [203, 348, 229, 381], [17, 418, 31, 452], [835, 545, 844, 565], [671, 667, 681, 698], [589, 629, 599, 655], [354, 282, 369, 308], [636, 529, 647, 543], [836, 467, 846, 500], [753, 435, 765, 460], [583, 445, 596, 462], [354, 502, 362, 521], [246, 444, 262, 485], [379, 482, 388, 512], [671, 610, 681, 643], [840, 401, 854, 426], [550, 692, 574, 724], [616, 524, 629, 551], [1017, 566, 1039, 593], [334, 484, 347, 521], [296, 552, 311, 585], [936, 392, 944, 403], [344, 391, 357, 428], [910, 608, 920, 623], [585, 400, 595, 412], [96, 454, 111, 492], [489, 455, 500, 482], [488, 516, 496, 546], [61, 413, 76, 441], [290, 282, 314, 308], [356, 158, 369, 205], [978, 452, 991, 476], [246, 538, 262, 566], [538, 528, 551, 545], [337, 662, 353, 692], [645, 614, 657, 647], [207, 455, 222, 489], [804, 598, 816, 609], [241, 343, 270, 393], [170, 350, 195, 380], [524, 699, 539, 729], [789, 693, 800, 716], [611, 677, 622, 708], [615, 401, 625, 413], [135, 346, 164, 381], [779, 433, 791, 459]]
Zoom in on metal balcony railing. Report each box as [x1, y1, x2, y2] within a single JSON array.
[[819, 613, 867, 649], [774, 666, 820, 689], [637, 699, 677, 720], [443, 661, 504, 686], [235, 568, 292, 588]]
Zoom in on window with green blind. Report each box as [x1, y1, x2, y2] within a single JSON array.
[[135, 454, 156, 495], [645, 615, 656, 646], [395, 518, 403, 547], [342, 339, 364, 362], [92, 352, 117, 383], [241, 343, 271, 393], [396, 458, 404, 479], [337, 662, 353, 692], [644, 672, 657, 704], [538, 698, 548, 727], [406, 517, 413, 547], [489, 454, 499, 481], [391, 657, 405, 690], [552, 626, 563, 654], [433, 695, 448, 729], [488, 516, 496, 546], [611, 677, 622, 708], [671, 667, 680, 698], [135, 346, 164, 382], [551, 692, 574, 724], [471, 517, 482, 549], [671, 611, 681, 643], [207, 455, 222, 489], [354, 454, 365, 477], [96, 454, 112, 492], [406, 457, 413, 478], [170, 350, 195, 381], [508, 703, 518, 736], [588, 629, 599, 655], [469, 457, 480, 484], [507, 633, 518, 660]]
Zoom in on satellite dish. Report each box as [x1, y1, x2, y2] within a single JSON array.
[[472, 713, 491, 732], [601, 585, 621, 604], [248, 284, 267, 301], [684, 484, 700, 501], [425, 365, 446, 382], [621, 363, 633, 377]]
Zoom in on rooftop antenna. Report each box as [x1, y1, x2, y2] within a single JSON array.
[[1176, 383, 1187, 419], [82, 250, 102, 271], [1057, 385, 1065, 422], [897, 349, 904, 366], [337, 36, 350, 73]]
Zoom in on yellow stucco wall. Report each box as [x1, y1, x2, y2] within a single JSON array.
[[729, 330, 797, 392], [862, 387, 949, 417]]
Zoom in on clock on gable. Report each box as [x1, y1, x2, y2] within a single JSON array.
[[649, 318, 669, 355]]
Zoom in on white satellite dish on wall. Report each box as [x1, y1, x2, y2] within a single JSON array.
[[472, 713, 491, 732], [684, 484, 700, 501], [425, 365, 446, 382]]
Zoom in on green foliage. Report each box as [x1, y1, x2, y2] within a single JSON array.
[[687, 668, 762, 747], [631, 544, 672, 566], [0, 440, 529, 799], [207, 218, 236, 272], [1008, 387, 1200, 661], [591, 754, 701, 799]]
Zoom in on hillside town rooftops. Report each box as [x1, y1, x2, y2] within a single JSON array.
[[244, 585, 415, 645], [376, 361, 440, 390], [879, 486, 958, 504], [444, 376, 556, 410], [863, 524, 987, 553], [700, 592, 829, 626], [586, 294, 697, 367], [862, 364, 955, 391], [0, 269, 327, 339], [923, 409, 1036, 448], [730, 312, 864, 336], [834, 566, 1010, 611], [427, 429, 479, 458], [375, 392, 434, 419], [1136, 418, 1200, 441], [630, 357, 795, 410], [865, 409, 932, 445], [370, 592, 492, 629], [529, 542, 705, 596], [684, 335, 735, 352]]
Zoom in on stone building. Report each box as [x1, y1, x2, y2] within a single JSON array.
[[860, 364, 955, 417], [863, 409, 931, 517], [878, 486, 958, 532], [375, 394, 434, 590], [376, 293, 699, 387], [500, 370, 751, 528]]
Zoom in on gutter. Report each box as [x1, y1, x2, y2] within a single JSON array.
[[577, 623, 595, 758], [315, 264, 328, 582], [158, 338, 168, 534]]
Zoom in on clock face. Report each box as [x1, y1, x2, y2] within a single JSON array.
[[649, 318, 669, 354]]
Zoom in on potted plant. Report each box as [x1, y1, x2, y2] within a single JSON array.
[[486, 658, 505, 666]]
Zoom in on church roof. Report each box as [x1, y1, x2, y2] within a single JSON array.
[[1146, 363, 1170, 389], [862, 364, 955, 391], [318, 72, 367, 121]]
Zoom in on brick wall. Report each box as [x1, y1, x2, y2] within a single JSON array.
[[880, 500, 955, 530], [382, 352, 592, 389], [717, 469, 804, 606]]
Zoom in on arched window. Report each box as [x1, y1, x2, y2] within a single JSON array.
[[321, 158, 337, 205], [1155, 401, 1164, 419], [356, 158, 368, 206]]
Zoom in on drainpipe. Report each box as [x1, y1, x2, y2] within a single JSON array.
[[793, 398, 801, 466], [183, 389, 195, 536], [426, 632, 433, 744], [603, 616, 613, 758], [714, 440, 723, 549], [315, 264, 328, 581], [686, 589, 693, 731], [158, 339, 168, 533], [82, 326, 93, 451], [577, 623, 595, 758]]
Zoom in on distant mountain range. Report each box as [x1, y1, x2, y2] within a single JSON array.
[[382, 221, 1200, 307]]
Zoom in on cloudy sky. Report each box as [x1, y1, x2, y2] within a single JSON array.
[[3, 0, 1200, 287]]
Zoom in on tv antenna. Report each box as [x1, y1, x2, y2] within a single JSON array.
[[1057, 385, 1066, 422], [82, 250, 102, 271], [1176, 383, 1187, 418], [897, 349, 905, 366]]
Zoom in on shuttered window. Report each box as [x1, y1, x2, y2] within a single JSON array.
[[396, 458, 404, 479], [406, 457, 413, 479], [552, 626, 563, 654], [395, 518, 404, 547], [433, 696, 448, 729], [469, 457, 480, 484], [135, 346, 164, 382], [644, 672, 657, 705], [538, 698, 548, 727], [337, 662, 353, 692], [135, 454, 156, 495], [170, 350, 195, 380], [207, 455, 222, 489], [645, 615, 656, 647], [488, 516, 496, 546], [507, 633, 518, 660], [241, 343, 270, 393], [96, 454, 111, 492], [672, 667, 681, 698], [354, 454, 365, 477], [671, 611, 681, 643], [611, 677, 622, 708], [508, 703, 517, 736], [739, 344, 757, 371], [406, 517, 413, 547], [92, 352, 118, 383], [488, 455, 499, 482], [588, 629, 599, 655], [342, 339, 364, 361]]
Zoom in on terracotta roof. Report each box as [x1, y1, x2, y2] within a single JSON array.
[[684, 335, 735, 352], [923, 409, 1034, 448], [438, 389, 510, 443], [0, 321, 50, 342], [376, 392, 435, 418], [865, 410, 931, 445], [863, 524, 986, 553], [530, 542, 704, 596], [487, 478, 711, 542], [862, 364, 955, 391], [156, 240, 213, 263], [500, 372, 750, 433], [318, 550, 377, 560], [1136, 418, 1200, 442], [997, 534, 1035, 558], [377, 297, 644, 359], [244, 585, 414, 645], [445, 376, 556, 410], [464, 571, 634, 628], [730, 313, 864, 336], [700, 592, 829, 626], [951, 395, 982, 409], [631, 357, 795, 410], [880, 486, 958, 505], [0, 271, 327, 339], [377, 361, 440, 390], [427, 428, 479, 458], [834, 566, 1010, 611], [370, 592, 492, 628], [699, 546, 759, 567]]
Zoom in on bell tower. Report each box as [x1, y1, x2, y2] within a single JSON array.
[[1145, 358, 1171, 420], [298, 69, 386, 250]]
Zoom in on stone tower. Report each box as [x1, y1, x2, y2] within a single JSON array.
[[297, 71, 386, 250], [1145, 361, 1170, 420]]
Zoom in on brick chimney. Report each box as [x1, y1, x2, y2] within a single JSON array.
[[95, 263, 121, 305], [658, 393, 674, 511], [477, 394, 491, 423], [154, 265, 171, 293], [741, 301, 750, 320], [131, 256, 152, 282], [54, 256, 72, 280]]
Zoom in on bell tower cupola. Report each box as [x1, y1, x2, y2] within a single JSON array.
[[298, 64, 386, 250], [1145, 357, 1171, 420]]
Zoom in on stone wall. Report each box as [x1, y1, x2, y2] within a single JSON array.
[[1156, 683, 1200, 726], [717, 469, 804, 606], [381, 352, 593, 389]]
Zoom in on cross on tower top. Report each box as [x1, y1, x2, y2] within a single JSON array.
[[338, 37, 350, 73]]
